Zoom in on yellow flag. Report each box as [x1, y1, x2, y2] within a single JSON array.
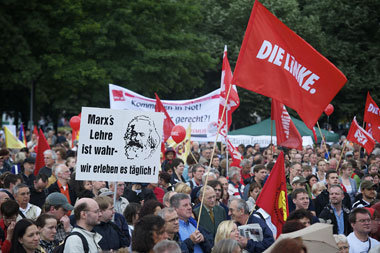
[[4, 126, 26, 149]]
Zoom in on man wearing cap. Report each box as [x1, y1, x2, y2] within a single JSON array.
[[22, 157, 36, 187], [352, 181, 377, 208], [44, 192, 74, 242]]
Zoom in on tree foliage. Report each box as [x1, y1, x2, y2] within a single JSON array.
[[0, 0, 379, 132]]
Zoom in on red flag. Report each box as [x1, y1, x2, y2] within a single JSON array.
[[33, 125, 38, 136], [271, 99, 302, 150], [226, 139, 243, 167], [155, 93, 175, 142], [364, 92, 380, 126], [218, 46, 240, 137], [34, 129, 51, 175], [347, 117, 375, 154], [255, 152, 288, 237], [366, 123, 380, 143], [231, 1, 347, 129]]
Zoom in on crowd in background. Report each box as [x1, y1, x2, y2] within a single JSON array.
[[0, 128, 380, 252]]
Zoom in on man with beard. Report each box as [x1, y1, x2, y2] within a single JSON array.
[[352, 181, 377, 208], [64, 198, 102, 252], [124, 115, 160, 160], [319, 185, 351, 235]]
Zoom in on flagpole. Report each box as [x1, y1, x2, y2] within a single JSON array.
[[336, 141, 347, 171], [316, 121, 330, 160], [196, 83, 233, 230], [270, 119, 273, 146], [225, 107, 229, 177], [190, 151, 198, 164]]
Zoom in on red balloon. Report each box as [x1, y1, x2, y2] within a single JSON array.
[[324, 104, 334, 116], [171, 125, 186, 143], [70, 116, 81, 131]]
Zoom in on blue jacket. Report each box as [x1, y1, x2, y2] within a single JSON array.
[[238, 215, 275, 253], [178, 217, 213, 253]]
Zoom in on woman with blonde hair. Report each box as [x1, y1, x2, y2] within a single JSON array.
[[174, 182, 191, 194], [215, 220, 240, 245]]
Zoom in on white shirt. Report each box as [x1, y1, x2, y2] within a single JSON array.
[[347, 232, 380, 253]]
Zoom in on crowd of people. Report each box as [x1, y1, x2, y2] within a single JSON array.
[[1, 128, 380, 252]]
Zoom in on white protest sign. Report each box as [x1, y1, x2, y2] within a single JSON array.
[[109, 84, 220, 141], [76, 107, 164, 183]]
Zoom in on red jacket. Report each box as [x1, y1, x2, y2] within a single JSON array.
[[0, 219, 11, 253]]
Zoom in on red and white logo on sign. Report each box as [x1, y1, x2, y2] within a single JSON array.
[[354, 129, 368, 146], [112, 90, 125, 101]]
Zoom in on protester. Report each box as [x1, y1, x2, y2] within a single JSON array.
[[14, 183, 41, 221], [170, 158, 186, 185], [187, 164, 205, 190], [228, 167, 244, 199], [43, 192, 73, 242], [347, 207, 380, 253], [194, 186, 226, 237], [0, 200, 19, 253], [352, 180, 377, 208], [228, 198, 274, 252], [339, 163, 358, 203], [64, 198, 102, 252], [319, 185, 352, 235], [170, 193, 212, 252], [10, 219, 40, 253], [214, 220, 240, 245], [38, 150, 56, 177], [47, 164, 76, 205], [132, 215, 168, 253], [139, 199, 164, 218], [35, 213, 59, 253], [109, 181, 129, 214], [93, 196, 129, 251]]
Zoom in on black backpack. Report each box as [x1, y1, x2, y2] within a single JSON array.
[[52, 231, 89, 253]]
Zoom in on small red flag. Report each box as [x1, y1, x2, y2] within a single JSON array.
[[218, 46, 240, 137], [231, 1, 347, 129], [33, 125, 38, 136], [34, 129, 51, 175], [364, 92, 380, 126], [347, 117, 375, 154], [226, 139, 243, 167], [155, 93, 175, 142], [366, 123, 380, 143], [271, 99, 302, 150], [255, 152, 288, 237]]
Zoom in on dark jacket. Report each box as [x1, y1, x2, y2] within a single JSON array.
[[113, 213, 131, 247], [171, 173, 186, 186], [38, 166, 52, 177], [29, 186, 47, 208], [47, 181, 77, 205], [319, 204, 352, 235], [314, 189, 351, 216], [178, 217, 213, 253], [124, 187, 156, 204], [237, 215, 275, 253], [94, 221, 129, 250], [193, 205, 226, 237]]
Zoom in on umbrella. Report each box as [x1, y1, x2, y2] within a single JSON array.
[[264, 223, 338, 253]]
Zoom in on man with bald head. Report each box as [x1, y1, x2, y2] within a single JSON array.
[[64, 198, 102, 252]]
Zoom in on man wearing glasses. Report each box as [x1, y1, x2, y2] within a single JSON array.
[[64, 198, 102, 252], [347, 207, 380, 253]]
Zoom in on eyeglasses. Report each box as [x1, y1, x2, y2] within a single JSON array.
[[338, 246, 349, 250], [84, 209, 100, 214]]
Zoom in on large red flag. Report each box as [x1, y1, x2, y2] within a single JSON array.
[[231, 1, 347, 129], [34, 129, 51, 175], [155, 93, 175, 142], [271, 99, 302, 150], [347, 117, 375, 154], [255, 152, 288, 237], [218, 46, 240, 137]]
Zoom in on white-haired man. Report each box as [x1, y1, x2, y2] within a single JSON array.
[[47, 164, 76, 205], [38, 149, 56, 177]]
